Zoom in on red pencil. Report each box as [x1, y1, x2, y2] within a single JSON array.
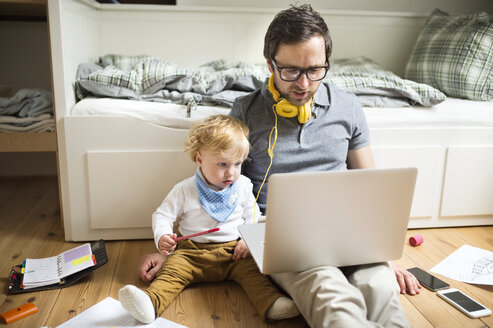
[[174, 227, 220, 242]]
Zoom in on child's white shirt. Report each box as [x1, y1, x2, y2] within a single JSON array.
[[152, 174, 261, 250]]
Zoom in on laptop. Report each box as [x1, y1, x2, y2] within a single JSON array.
[[239, 167, 417, 274]]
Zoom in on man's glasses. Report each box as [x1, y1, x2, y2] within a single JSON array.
[[271, 60, 329, 82]]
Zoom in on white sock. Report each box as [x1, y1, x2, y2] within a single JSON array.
[[266, 296, 300, 320], [118, 285, 156, 323]]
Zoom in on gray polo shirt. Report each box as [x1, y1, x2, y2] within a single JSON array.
[[230, 81, 369, 213]]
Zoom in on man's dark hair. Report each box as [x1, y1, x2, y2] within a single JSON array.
[[263, 4, 332, 64]]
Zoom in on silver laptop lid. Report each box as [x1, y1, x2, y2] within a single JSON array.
[[260, 168, 417, 274]]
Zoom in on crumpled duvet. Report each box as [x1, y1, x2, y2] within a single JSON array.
[[75, 55, 446, 107], [76, 56, 267, 107]]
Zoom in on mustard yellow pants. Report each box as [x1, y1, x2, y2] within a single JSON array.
[[144, 239, 283, 320]]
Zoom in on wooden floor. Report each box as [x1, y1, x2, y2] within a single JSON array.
[[0, 177, 492, 327]]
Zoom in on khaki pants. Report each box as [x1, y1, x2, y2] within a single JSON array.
[[271, 262, 410, 328], [145, 239, 283, 320]]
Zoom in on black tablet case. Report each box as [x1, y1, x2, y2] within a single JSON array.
[[8, 240, 108, 294]]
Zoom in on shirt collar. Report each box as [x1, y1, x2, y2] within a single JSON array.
[[314, 82, 330, 108]]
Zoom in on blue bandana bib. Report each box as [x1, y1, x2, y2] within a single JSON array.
[[195, 171, 239, 222]]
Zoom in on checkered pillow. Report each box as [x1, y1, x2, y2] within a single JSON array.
[[405, 9, 493, 101]]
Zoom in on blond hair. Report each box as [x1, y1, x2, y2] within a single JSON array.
[[184, 115, 250, 162]]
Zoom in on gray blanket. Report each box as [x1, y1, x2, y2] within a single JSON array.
[[0, 89, 53, 117], [75, 55, 446, 107]]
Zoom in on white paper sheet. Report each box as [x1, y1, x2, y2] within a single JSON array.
[[430, 245, 493, 285], [56, 297, 187, 328]]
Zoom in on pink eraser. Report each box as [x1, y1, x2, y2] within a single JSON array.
[[409, 234, 423, 246]]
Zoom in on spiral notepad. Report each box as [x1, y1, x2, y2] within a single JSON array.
[[22, 243, 95, 289]]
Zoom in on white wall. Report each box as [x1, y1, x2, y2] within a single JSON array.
[[178, 0, 493, 14], [0, 21, 52, 93]]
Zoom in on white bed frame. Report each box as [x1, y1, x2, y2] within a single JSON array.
[[48, 0, 493, 241]]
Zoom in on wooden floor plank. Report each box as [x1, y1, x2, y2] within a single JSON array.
[[0, 179, 24, 208], [450, 226, 493, 250], [433, 226, 493, 328], [109, 240, 157, 293], [44, 241, 122, 327], [1, 178, 492, 328], [0, 178, 52, 241], [396, 228, 492, 328], [0, 181, 64, 328], [410, 228, 491, 302], [164, 284, 216, 327], [0, 182, 60, 307], [205, 281, 268, 328], [399, 295, 434, 328]]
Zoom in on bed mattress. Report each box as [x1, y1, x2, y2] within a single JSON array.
[[364, 97, 493, 128], [71, 97, 493, 129], [71, 97, 230, 129]]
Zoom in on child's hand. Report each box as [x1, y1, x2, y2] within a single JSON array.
[[232, 239, 251, 261], [158, 234, 177, 255]]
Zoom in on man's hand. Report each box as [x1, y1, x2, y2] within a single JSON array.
[[158, 234, 177, 255], [138, 252, 167, 284], [232, 239, 251, 261], [391, 262, 421, 295]]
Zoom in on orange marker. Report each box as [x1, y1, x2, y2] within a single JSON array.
[[0, 302, 38, 324]]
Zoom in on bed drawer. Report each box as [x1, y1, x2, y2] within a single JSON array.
[[87, 150, 196, 229], [441, 146, 493, 216], [372, 146, 444, 218]]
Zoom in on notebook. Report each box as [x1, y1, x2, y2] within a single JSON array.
[[22, 243, 96, 289], [239, 167, 417, 274], [9, 240, 108, 294]]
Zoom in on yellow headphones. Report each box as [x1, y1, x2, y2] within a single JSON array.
[[253, 75, 315, 222], [267, 74, 313, 124]]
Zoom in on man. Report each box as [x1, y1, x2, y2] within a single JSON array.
[[138, 4, 420, 327]]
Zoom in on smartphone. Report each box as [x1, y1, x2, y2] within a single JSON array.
[[407, 267, 449, 291], [438, 288, 492, 318]]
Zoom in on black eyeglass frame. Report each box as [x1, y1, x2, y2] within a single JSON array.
[[271, 60, 330, 82]]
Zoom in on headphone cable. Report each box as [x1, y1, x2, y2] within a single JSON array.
[[253, 104, 278, 223]]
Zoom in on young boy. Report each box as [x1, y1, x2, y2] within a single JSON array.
[[119, 115, 299, 323]]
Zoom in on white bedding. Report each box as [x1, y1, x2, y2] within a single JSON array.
[[72, 97, 493, 129], [364, 97, 493, 128], [71, 97, 230, 129]]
